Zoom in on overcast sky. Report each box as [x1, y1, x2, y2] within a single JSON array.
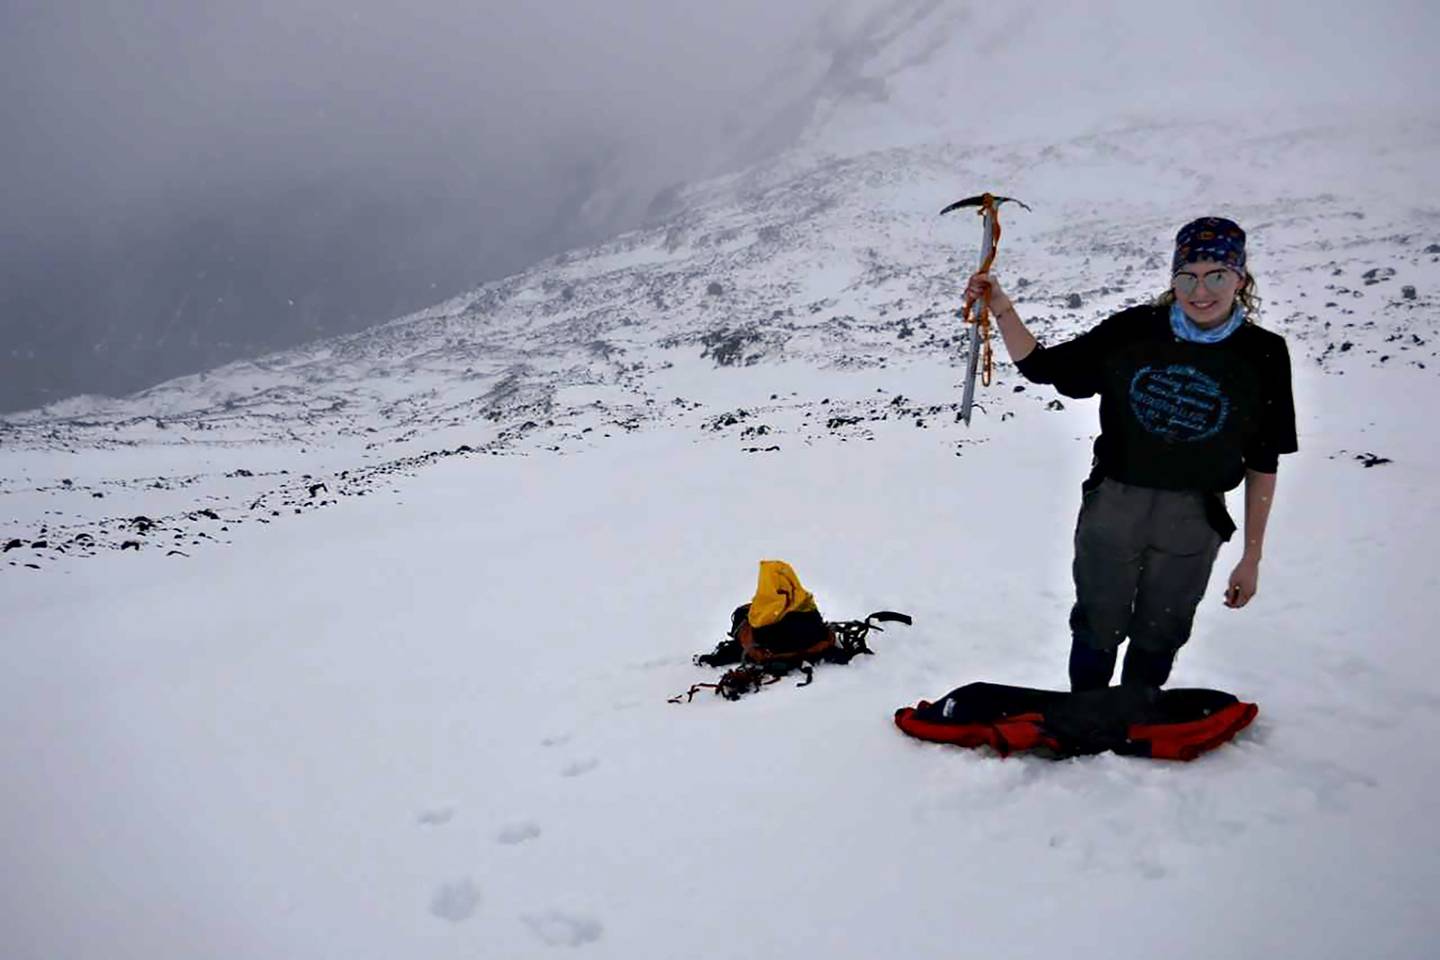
[[0, 0, 874, 411], [1, 1, 854, 232], [3, 0, 1438, 413]]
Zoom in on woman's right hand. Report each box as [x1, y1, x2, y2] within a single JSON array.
[[964, 271, 1013, 318], [964, 271, 1037, 362]]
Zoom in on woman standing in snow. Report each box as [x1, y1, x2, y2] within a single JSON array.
[[964, 217, 1298, 689]]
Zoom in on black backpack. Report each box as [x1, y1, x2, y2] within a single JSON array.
[[671, 605, 911, 702]]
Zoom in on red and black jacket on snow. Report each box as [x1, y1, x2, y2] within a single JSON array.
[[895, 682, 1257, 761]]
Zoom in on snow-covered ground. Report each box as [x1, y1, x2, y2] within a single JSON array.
[[5, 3, 1440, 956], [4, 356, 1439, 959]]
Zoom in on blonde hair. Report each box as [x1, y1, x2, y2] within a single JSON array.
[[1155, 270, 1262, 323]]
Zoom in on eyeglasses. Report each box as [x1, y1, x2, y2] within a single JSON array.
[[1173, 269, 1237, 296]]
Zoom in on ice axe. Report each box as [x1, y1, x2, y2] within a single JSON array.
[[941, 193, 1031, 425]]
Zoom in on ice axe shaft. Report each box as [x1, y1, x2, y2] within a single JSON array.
[[959, 204, 996, 424], [941, 193, 1031, 425]]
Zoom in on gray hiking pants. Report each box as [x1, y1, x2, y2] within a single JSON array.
[[1071, 478, 1223, 657]]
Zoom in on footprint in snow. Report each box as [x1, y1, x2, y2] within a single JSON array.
[[497, 821, 542, 845], [631, 656, 680, 671], [541, 734, 573, 748], [523, 910, 603, 947], [1398, 688, 1440, 715], [430, 879, 480, 923], [417, 807, 455, 827], [562, 758, 599, 778], [1136, 858, 1168, 880]]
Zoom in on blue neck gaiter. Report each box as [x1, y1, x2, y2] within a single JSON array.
[[1170, 301, 1245, 344]]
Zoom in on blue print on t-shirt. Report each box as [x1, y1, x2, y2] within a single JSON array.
[[1128, 364, 1230, 442]]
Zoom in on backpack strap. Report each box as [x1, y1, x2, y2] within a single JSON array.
[[738, 620, 836, 664], [668, 664, 784, 703], [692, 605, 752, 666], [826, 610, 913, 663]]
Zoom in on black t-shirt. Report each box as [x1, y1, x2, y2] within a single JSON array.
[[1014, 303, 1298, 493]]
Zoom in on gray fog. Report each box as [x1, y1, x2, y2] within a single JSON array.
[[1, 0, 884, 413]]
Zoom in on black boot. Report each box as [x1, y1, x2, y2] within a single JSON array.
[[1121, 645, 1176, 689], [1068, 605, 1118, 691], [1068, 639, 1118, 691]]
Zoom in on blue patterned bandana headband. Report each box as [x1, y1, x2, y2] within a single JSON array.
[[1172, 216, 1246, 276], [1170, 301, 1245, 343]]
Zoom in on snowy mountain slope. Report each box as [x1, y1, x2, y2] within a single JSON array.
[[791, 0, 1440, 154], [3, 114, 1438, 565]]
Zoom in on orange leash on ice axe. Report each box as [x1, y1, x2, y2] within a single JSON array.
[[941, 192, 1031, 424]]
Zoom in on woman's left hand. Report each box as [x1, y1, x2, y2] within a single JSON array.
[[1224, 557, 1260, 608]]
